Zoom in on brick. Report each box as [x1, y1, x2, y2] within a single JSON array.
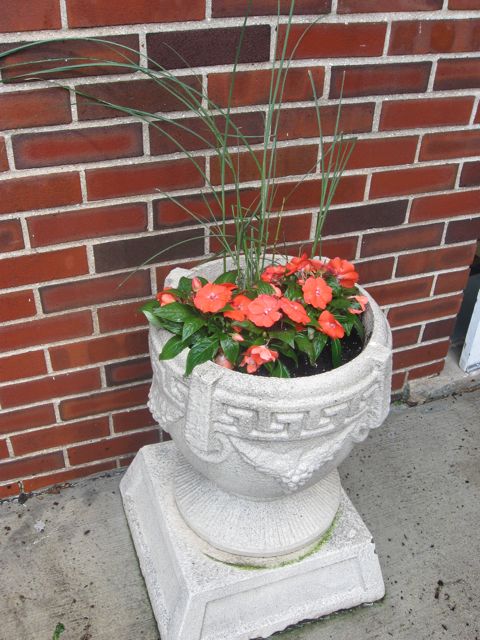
[[345, 137, 418, 170], [393, 340, 450, 370], [13, 124, 143, 170], [460, 162, 480, 187], [28, 203, 148, 248], [434, 269, 470, 294], [11, 417, 110, 457], [0, 138, 8, 172], [68, 428, 159, 465], [0, 351, 47, 384], [423, 317, 457, 341], [323, 201, 408, 236], [392, 371, 407, 392], [356, 258, 395, 285], [93, 230, 205, 273], [149, 112, 264, 156], [338, 0, 442, 10], [0, 219, 24, 253], [212, 0, 331, 17], [208, 67, 325, 109], [0, 247, 88, 289], [392, 326, 422, 350], [50, 330, 148, 370], [0, 290, 35, 323], [274, 103, 375, 141], [23, 460, 116, 493], [389, 19, 480, 55], [0, 311, 93, 352], [0, 440, 9, 460], [41, 271, 151, 314], [113, 407, 156, 433], [368, 277, 434, 306], [445, 218, 480, 244], [410, 189, 480, 222], [0, 36, 140, 83], [1, 0, 61, 32], [396, 244, 477, 277], [67, 0, 204, 27], [210, 145, 318, 186], [105, 357, 152, 386], [76, 77, 201, 121], [0, 173, 82, 215], [0, 405, 55, 436], [147, 26, 270, 70], [86, 158, 204, 201], [310, 237, 359, 261], [0, 451, 64, 483], [435, 57, 480, 90], [330, 62, 431, 98], [60, 383, 149, 420], [97, 301, 147, 333], [0, 369, 101, 410], [449, 0, 480, 6], [0, 88, 71, 131], [0, 483, 21, 498], [369, 165, 458, 200], [420, 130, 480, 161], [380, 96, 474, 131], [408, 360, 445, 380], [388, 294, 462, 326], [476, 104, 480, 125], [271, 175, 367, 211]]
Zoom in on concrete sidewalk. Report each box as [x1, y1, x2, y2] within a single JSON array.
[[1, 390, 479, 640]]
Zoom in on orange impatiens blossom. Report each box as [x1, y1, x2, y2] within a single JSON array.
[[193, 282, 234, 313], [348, 295, 368, 315], [318, 310, 345, 339], [285, 252, 310, 275], [246, 294, 282, 328], [279, 297, 311, 325], [261, 264, 287, 284], [156, 289, 177, 306], [327, 257, 359, 289], [302, 276, 333, 310], [241, 345, 279, 374], [223, 294, 252, 322]]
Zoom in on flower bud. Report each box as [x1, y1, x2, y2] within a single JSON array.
[[192, 277, 202, 291]]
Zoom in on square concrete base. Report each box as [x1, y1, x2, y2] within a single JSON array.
[[120, 442, 385, 640]]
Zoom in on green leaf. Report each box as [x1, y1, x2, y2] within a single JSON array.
[[255, 280, 276, 295], [329, 297, 353, 310], [155, 302, 196, 323], [351, 315, 365, 341], [142, 308, 164, 329], [159, 335, 188, 360], [312, 332, 328, 361], [270, 329, 296, 348], [271, 360, 291, 378], [295, 334, 314, 364], [182, 315, 205, 341], [156, 318, 183, 335], [273, 342, 299, 366], [215, 270, 238, 284], [52, 623, 65, 640], [331, 338, 342, 369], [140, 300, 159, 313], [177, 276, 193, 297], [220, 334, 240, 364], [284, 282, 303, 301], [185, 336, 219, 376]]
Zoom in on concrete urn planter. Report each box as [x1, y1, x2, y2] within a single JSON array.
[[147, 258, 393, 565]]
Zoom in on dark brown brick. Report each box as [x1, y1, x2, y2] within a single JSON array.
[[449, 0, 480, 6], [434, 269, 470, 294], [1, 0, 61, 32], [356, 258, 395, 285], [339, 0, 442, 10], [420, 130, 480, 161], [396, 243, 477, 276], [97, 301, 147, 333], [67, 0, 204, 27], [0, 290, 36, 323], [76, 77, 201, 120], [380, 96, 474, 131], [0, 173, 82, 215], [23, 460, 116, 492], [392, 326, 422, 350], [0, 405, 55, 436], [410, 189, 480, 222], [41, 271, 151, 314], [389, 19, 480, 55], [0, 451, 65, 483], [369, 165, 457, 199], [393, 340, 450, 370], [212, 0, 331, 17], [323, 201, 408, 236], [0, 351, 47, 384], [68, 429, 159, 465], [0, 219, 24, 253], [0, 247, 88, 289], [435, 57, 480, 90], [105, 357, 152, 386], [388, 294, 462, 326], [60, 384, 149, 420], [408, 360, 445, 380], [330, 62, 431, 98], [0, 440, 9, 460], [13, 124, 143, 169], [28, 203, 148, 248], [361, 223, 444, 258], [147, 26, 270, 71], [422, 317, 457, 341], [346, 136, 418, 169], [460, 162, 480, 187], [0, 311, 93, 351], [0, 88, 71, 130], [392, 371, 407, 392], [86, 159, 205, 200], [368, 277, 434, 306], [445, 218, 480, 244], [113, 407, 156, 433], [0, 138, 8, 172], [11, 417, 110, 456], [93, 230, 205, 273]]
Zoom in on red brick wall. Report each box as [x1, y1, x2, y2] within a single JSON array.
[[1, 1, 479, 497]]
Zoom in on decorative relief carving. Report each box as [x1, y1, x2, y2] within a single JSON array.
[[148, 361, 187, 434]]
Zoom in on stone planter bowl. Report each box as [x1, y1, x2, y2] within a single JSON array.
[[148, 258, 392, 563]]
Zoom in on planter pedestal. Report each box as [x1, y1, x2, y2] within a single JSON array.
[[120, 442, 385, 640]]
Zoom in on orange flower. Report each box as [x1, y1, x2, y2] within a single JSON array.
[[302, 277, 333, 309], [348, 295, 368, 315], [327, 257, 359, 288], [318, 310, 345, 339], [246, 294, 282, 328], [279, 297, 311, 325], [261, 265, 286, 284], [214, 353, 235, 370], [231, 332, 244, 342], [193, 283, 233, 313], [156, 289, 177, 306], [224, 294, 252, 322], [241, 345, 279, 374], [285, 252, 310, 275]]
